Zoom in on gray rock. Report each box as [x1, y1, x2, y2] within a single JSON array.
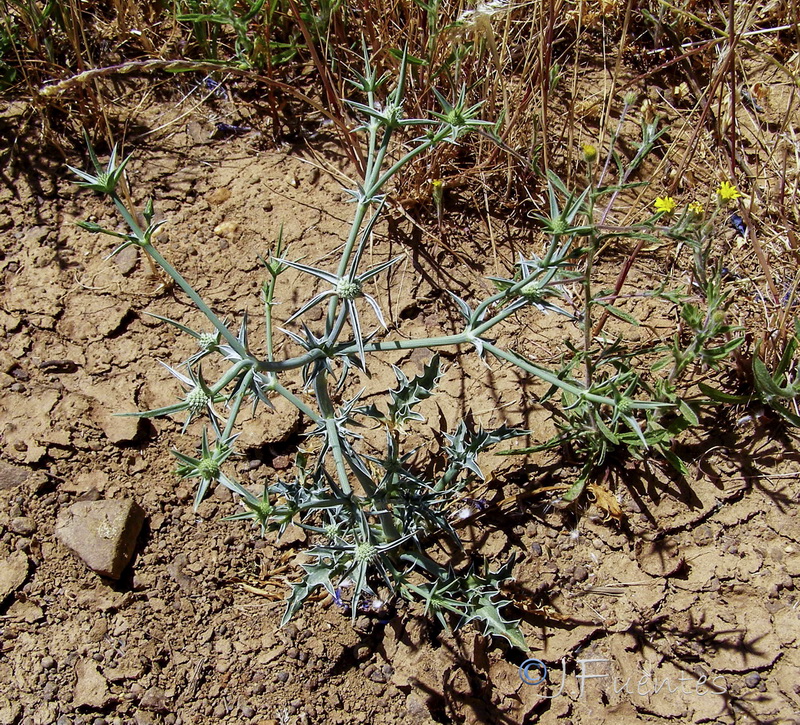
[[0, 550, 29, 604], [55, 499, 145, 579], [0, 462, 29, 491], [10, 516, 36, 536], [113, 245, 139, 275]]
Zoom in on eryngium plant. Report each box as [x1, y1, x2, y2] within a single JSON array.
[[71, 50, 660, 648]]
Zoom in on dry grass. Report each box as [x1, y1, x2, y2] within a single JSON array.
[[1, 0, 798, 379]]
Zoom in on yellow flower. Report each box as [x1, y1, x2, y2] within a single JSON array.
[[654, 196, 677, 215], [717, 181, 741, 202], [582, 143, 598, 163], [688, 201, 704, 215]]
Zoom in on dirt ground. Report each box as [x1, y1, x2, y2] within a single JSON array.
[[1, 86, 800, 725]]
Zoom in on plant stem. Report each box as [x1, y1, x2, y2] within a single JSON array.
[[142, 242, 247, 358]]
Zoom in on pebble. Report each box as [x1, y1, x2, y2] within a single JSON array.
[[139, 687, 169, 713], [0, 550, 29, 603], [41, 656, 56, 670], [275, 671, 290, 683], [744, 672, 761, 688], [14, 538, 31, 552], [241, 705, 256, 718], [55, 499, 145, 579], [572, 565, 589, 582], [10, 516, 36, 535]]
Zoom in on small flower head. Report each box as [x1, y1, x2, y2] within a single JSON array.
[[688, 201, 704, 216], [354, 541, 377, 564], [654, 196, 677, 216], [623, 91, 638, 107], [582, 143, 598, 163], [185, 384, 212, 415], [198, 331, 219, 351], [717, 181, 742, 203], [431, 178, 444, 205], [196, 456, 220, 480], [335, 277, 363, 300]]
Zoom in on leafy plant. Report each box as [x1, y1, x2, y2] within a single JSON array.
[[496, 105, 746, 501], [71, 54, 739, 648]]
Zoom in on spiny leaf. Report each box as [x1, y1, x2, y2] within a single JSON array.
[[387, 354, 442, 426]]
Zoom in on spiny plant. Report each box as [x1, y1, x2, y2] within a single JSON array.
[[71, 51, 725, 648]]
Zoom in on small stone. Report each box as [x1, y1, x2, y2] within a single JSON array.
[[7, 599, 43, 622], [213, 483, 232, 502], [572, 565, 589, 582], [73, 659, 111, 709], [55, 499, 145, 579], [0, 550, 29, 604], [0, 462, 29, 491], [41, 656, 56, 670], [10, 516, 36, 536], [275, 671, 289, 683], [113, 245, 139, 275], [213, 703, 227, 718], [207, 188, 231, 205], [744, 672, 761, 688], [692, 524, 714, 546], [241, 705, 256, 718], [23, 225, 49, 245], [213, 220, 239, 239], [139, 687, 170, 713]]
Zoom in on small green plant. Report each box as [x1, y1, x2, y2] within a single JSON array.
[[750, 321, 800, 426], [496, 104, 747, 500]]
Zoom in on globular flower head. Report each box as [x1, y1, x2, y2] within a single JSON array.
[[353, 541, 377, 564], [335, 277, 363, 300], [717, 181, 742, 203], [185, 384, 211, 415], [654, 196, 677, 216]]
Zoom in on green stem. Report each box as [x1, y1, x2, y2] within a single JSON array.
[[222, 368, 254, 440], [271, 379, 320, 423], [142, 242, 247, 358]]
